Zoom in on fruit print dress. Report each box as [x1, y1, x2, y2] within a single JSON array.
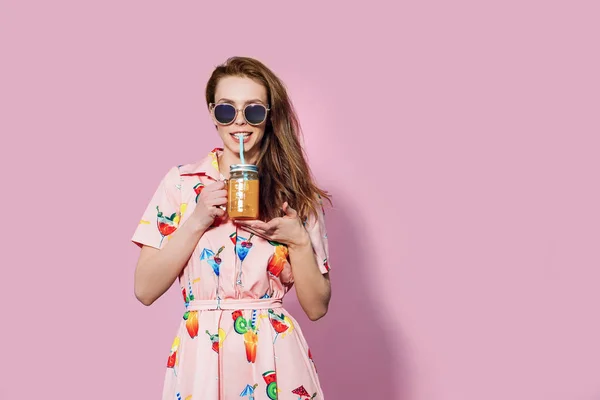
[[131, 148, 331, 400]]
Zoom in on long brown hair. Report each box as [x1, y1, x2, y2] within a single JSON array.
[[205, 56, 331, 222]]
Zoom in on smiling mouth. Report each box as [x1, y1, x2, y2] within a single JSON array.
[[231, 132, 252, 142]]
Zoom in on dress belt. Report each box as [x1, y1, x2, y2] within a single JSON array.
[[186, 298, 282, 311]]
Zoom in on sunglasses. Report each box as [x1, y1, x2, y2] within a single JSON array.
[[209, 102, 270, 126]]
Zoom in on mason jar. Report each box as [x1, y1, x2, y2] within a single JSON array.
[[227, 164, 260, 220]]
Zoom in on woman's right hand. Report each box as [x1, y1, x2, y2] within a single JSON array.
[[191, 180, 228, 230]]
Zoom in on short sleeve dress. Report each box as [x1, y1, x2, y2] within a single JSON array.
[[131, 148, 331, 400]]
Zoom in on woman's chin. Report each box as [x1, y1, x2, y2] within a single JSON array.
[[224, 143, 257, 162]]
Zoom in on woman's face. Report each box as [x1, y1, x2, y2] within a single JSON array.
[[211, 75, 269, 161]]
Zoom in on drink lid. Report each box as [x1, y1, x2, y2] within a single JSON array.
[[230, 164, 258, 173]]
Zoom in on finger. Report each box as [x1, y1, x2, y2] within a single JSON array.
[[206, 180, 226, 190], [264, 218, 281, 231], [206, 189, 228, 198], [201, 194, 227, 208], [238, 225, 272, 241], [235, 219, 261, 225], [282, 202, 297, 218], [211, 207, 226, 218], [206, 197, 227, 207], [242, 220, 271, 231], [236, 221, 268, 233]]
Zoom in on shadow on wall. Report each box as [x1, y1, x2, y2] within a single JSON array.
[[285, 193, 412, 400]]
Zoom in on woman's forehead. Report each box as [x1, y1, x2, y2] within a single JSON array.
[[215, 76, 267, 104]]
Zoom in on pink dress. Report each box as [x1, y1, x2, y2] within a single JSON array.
[[131, 148, 331, 400]]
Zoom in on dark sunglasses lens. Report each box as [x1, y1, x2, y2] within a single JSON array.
[[214, 104, 236, 124], [244, 104, 267, 124]]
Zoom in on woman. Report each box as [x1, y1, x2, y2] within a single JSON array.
[[131, 56, 332, 399]]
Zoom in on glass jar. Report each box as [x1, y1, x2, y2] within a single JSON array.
[[227, 164, 260, 220]]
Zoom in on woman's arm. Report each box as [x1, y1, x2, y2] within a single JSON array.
[[134, 180, 228, 306], [134, 213, 210, 306], [237, 201, 332, 321], [287, 234, 331, 320]]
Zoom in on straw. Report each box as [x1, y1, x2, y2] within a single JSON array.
[[237, 134, 248, 180], [238, 134, 245, 164]]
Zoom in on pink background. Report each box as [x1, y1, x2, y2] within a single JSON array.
[[1, 1, 599, 399]]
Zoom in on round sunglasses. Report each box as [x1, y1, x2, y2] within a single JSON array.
[[209, 102, 270, 126]]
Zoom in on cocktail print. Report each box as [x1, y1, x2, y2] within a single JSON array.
[[156, 206, 178, 246], [240, 384, 258, 399], [200, 246, 225, 276], [267, 309, 294, 344]]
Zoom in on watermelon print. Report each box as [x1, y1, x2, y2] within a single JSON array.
[[292, 386, 317, 399], [262, 371, 278, 399], [193, 182, 204, 203]]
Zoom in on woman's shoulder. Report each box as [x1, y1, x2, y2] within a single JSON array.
[[177, 148, 222, 178], [150, 148, 221, 185]]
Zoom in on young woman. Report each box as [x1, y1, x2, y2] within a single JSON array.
[[131, 56, 332, 399]]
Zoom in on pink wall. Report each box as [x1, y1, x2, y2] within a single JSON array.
[[2, 1, 599, 399]]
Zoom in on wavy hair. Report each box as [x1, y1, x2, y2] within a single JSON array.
[[205, 56, 331, 222]]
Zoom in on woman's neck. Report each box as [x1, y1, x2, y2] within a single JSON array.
[[218, 147, 259, 179]]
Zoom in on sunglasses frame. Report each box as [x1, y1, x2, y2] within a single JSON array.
[[209, 102, 271, 126]]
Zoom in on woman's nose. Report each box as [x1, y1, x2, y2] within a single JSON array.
[[234, 108, 246, 125]]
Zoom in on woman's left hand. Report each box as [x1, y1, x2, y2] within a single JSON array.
[[236, 202, 310, 248]]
